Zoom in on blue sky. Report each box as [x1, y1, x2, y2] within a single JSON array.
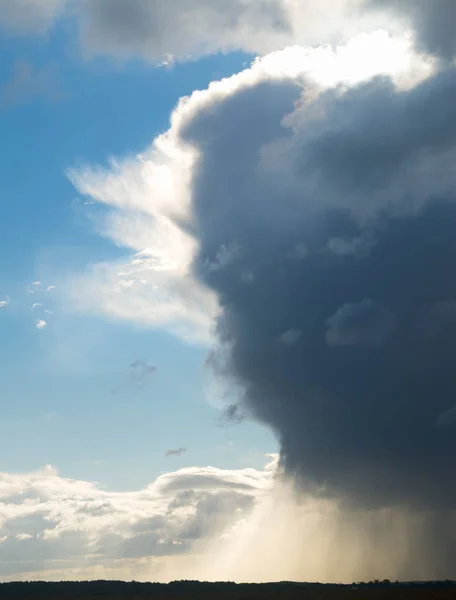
[[0, 17, 275, 492]]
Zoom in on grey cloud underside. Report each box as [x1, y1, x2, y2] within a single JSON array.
[[178, 67, 456, 515], [79, 0, 290, 60]]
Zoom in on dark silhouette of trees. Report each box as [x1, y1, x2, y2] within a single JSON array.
[[0, 580, 455, 600]]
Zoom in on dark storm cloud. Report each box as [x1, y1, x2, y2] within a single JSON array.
[[177, 66, 456, 513], [368, 0, 456, 59]]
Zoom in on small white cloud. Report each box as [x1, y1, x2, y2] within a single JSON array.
[[35, 319, 47, 330], [26, 282, 42, 295], [0, 296, 10, 308], [31, 303, 43, 311], [46, 285, 57, 292]]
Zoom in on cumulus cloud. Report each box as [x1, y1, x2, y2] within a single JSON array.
[[0, 461, 274, 580], [180, 56, 456, 516], [35, 320, 47, 330]]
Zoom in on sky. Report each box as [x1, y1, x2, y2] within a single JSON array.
[[2, 0, 456, 585]]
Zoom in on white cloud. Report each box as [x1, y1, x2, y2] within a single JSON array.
[[31, 303, 43, 311], [0, 296, 10, 309], [0, 460, 275, 580], [35, 320, 47, 330], [66, 135, 219, 343], [66, 31, 432, 344], [46, 285, 57, 292]]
